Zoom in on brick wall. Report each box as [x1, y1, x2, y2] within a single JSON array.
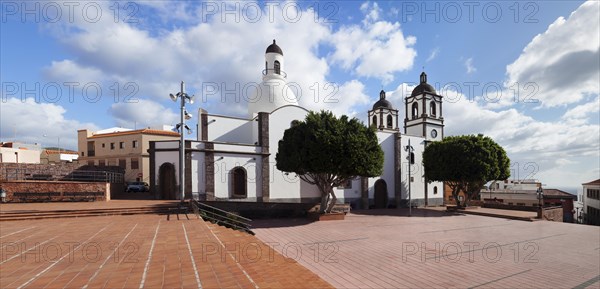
[[0, 181, 111, 202]]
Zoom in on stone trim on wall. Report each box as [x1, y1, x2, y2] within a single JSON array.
[[205, 142, 215, 201], [258, 112, 270, 202], [361, 177, 369, 209]]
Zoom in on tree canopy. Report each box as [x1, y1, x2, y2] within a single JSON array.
[[276, 110, 384, 213], [423, 134, 510, 207]]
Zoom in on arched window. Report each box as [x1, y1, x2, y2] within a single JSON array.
[[274, 60, 281, 75], [265, 61, 268, 73], [412, 103, 418, 119], [231, 167, 247, 198], [387, 115, 393, 128], [410, 152, 415, 164], [372, 115, 377, 127], [433, 186, 438, 194], [430, 101, 436, 117]]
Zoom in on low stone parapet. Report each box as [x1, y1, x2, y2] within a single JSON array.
[[0, 180, 111, 202]]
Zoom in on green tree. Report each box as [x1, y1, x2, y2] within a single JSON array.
[[276, 111, 384, 213], [423, 134, 510, 207]]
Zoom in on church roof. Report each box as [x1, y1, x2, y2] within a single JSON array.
[[373, 90, 394, 110], [266, 39, 283, 55], [411, 72, 436, 97]]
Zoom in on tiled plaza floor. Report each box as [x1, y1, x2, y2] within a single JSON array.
[[253, 208, 600, 289], [0, 213, 333, 289]]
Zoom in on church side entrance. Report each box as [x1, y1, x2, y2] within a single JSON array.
[[374, 179, 388, 209], [158, 162, 177, 200]]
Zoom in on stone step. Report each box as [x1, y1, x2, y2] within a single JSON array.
[[0, 206, 182, 221]]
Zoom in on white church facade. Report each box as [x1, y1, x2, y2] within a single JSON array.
[[149, 40, 445, 208]]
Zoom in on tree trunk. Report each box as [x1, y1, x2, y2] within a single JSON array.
[[325, 189, 337, 213], [450, 185, 461, 208], [319, 191, 328, 214]]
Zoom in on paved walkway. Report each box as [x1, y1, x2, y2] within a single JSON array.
[[253, 208, 600, 289], [0, 213, 332, 288]]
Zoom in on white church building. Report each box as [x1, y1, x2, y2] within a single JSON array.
[[149, 40, 445, 209]]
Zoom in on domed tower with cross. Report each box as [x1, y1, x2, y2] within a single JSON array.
[[404, 71, 444, 141], [368, 89, 399, 131]]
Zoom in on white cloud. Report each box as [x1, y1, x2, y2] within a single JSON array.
[[109, 99, 179, 129], [328, 3, 417, 83], [464, 57, 476, 74], [42, 1, 354, 117], [360, 1, 381, 24], [561, 96, 600, 125], [0, 97, 99, 150], [505, 1, 600, 107], [426, 47, 439, 62]]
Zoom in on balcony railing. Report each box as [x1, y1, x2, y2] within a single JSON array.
[[262, 69, 287, 78]]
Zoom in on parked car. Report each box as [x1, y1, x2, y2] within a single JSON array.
[[126, 182, 149, 192]]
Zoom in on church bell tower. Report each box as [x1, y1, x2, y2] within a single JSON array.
[[404, 72, 444, 140]]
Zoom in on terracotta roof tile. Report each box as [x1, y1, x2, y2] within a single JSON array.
[[582, 179, 600, 186]]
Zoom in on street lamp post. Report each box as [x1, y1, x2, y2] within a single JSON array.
[[169, 81, 194, 202], [405, 139, 414, 217], [537, 187, 544, 219]]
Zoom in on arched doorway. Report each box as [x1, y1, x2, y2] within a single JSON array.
[[231, 167, 247, 198], [158, 162, 176, 200], [374, 179, 388, 209]]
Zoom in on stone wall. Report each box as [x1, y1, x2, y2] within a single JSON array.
[[0, 181, 111, 202], [483, 202, 539, 212], [543, 206, 563, 222], [0, 163, 124, 182]]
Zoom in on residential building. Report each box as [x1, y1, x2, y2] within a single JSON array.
[[582, 179, 600, 225], [150, 40, 445, 207], [481, 188, 576, 222], [77, 127, 180, 183], [0, 142, 41, 163], [40, 149, 79, 164], [488, 179, 541, 191]]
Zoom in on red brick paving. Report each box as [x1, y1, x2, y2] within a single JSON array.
[[0, 210, 332, 289], [253, 208, 600, 289], [2, 202, 599, 289]]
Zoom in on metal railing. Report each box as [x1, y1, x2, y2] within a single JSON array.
[[190, 200, 254, 235], [0, 168, 123, 183]]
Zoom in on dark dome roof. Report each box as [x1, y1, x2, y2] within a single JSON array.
[[411, 72, 436, 96], [373, 99, 393, 110], [266, 39, 283, 55], [373, 90, 394, 109]]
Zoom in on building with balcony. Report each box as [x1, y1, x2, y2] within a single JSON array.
[[77, 127, 180, 183], [582, 179, 600, 226]]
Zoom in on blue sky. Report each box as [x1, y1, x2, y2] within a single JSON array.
[[1, 1, 599, 193]]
